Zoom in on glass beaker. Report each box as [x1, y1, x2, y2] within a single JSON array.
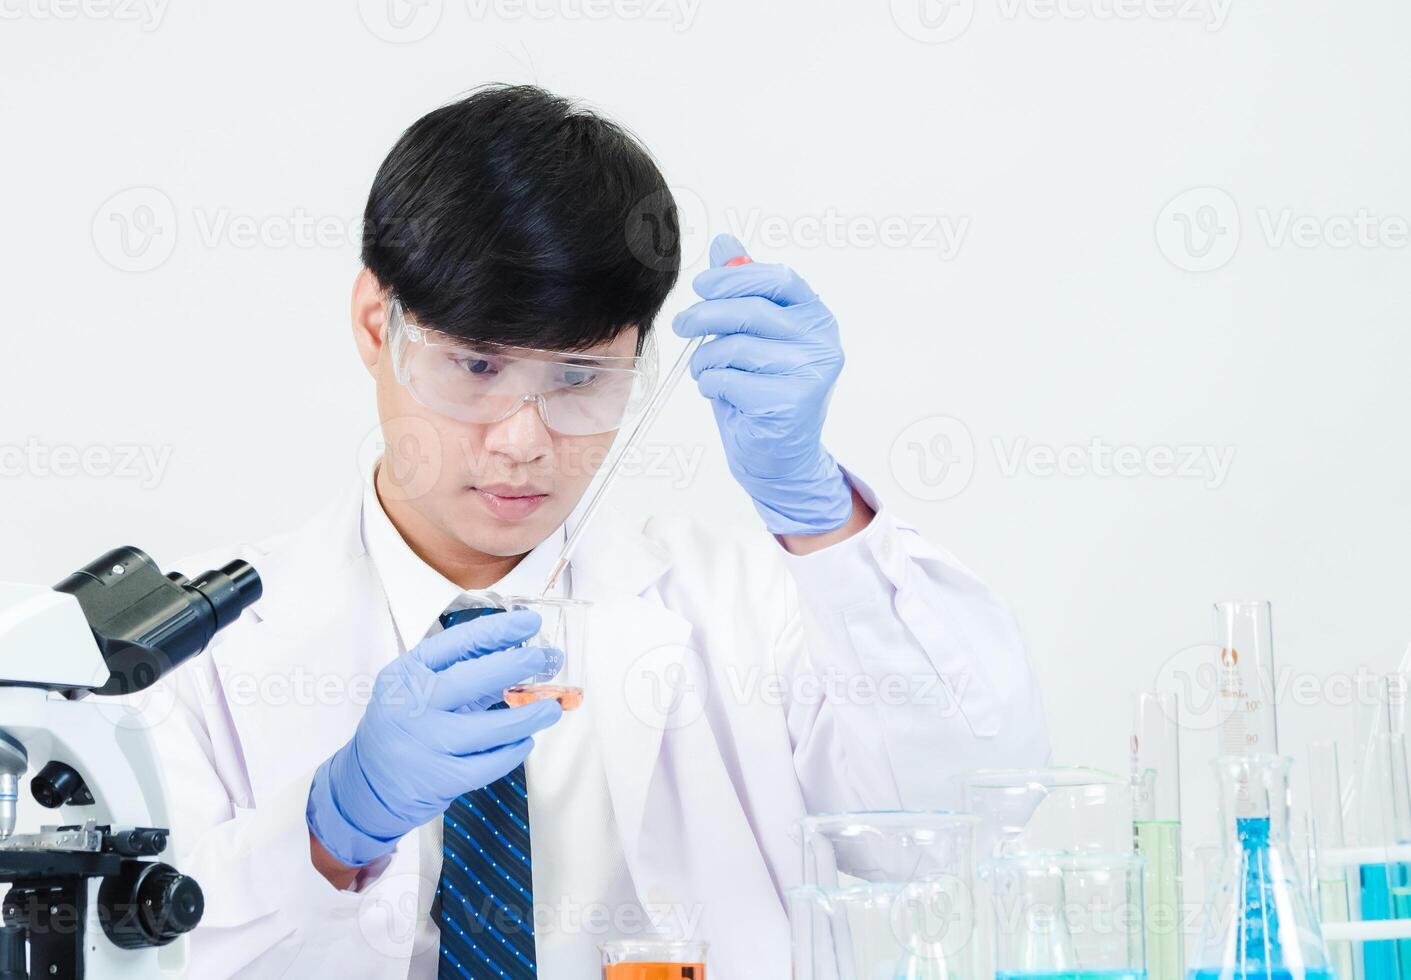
[[960, 768, 1133, 858], [1187, 755, 1333, 980], [599, 939, 707, 979], [792, 812, 981, 980], [1132, 693, 1185, 980], [983, 852, 1147, 980], [790, 877, 978, 980], [499, 595, 589, 710]]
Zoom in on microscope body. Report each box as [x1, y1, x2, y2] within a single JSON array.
[[0, 550, 261, 979]]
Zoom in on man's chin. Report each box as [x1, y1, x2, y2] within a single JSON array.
[[459, 517, 562, 561]]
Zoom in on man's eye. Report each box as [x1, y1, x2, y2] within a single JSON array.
[[455, 357, 497, 376], [562, 369, 598, 388]]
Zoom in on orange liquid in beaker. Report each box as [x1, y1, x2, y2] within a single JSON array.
[[503, 684, 583, 710], [602, 965, 704, 980]]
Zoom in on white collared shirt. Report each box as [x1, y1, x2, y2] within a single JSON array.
[[358, 477, 639, 980]]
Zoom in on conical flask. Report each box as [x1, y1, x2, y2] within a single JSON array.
[[1188, 755, 1334, 980]]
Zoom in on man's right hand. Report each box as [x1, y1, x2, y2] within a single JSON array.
[[306, 609, 563, 872]]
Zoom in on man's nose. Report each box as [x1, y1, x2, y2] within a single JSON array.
[[481, 397, 554, 463]]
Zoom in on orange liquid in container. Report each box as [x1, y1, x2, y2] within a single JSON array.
[[602, 965, 704, 980], [503, 684, 584, 710]]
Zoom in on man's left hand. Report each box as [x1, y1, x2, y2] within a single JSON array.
[[672, 234, 855, 538]]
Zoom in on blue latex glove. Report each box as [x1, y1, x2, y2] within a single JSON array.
[[307, 609, 562, 868], [672, 233, 853, 536]]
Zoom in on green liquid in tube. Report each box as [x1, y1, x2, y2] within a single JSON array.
[[1136, 819, 1185, 980], [1317, 876, 1354, 980]]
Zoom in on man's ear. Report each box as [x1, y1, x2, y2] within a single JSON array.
[[351, 268, 388, 376]]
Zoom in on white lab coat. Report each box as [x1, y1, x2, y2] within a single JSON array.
[[141, 473, 1051, 978]]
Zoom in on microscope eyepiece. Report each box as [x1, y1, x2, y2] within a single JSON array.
[[53, 548, 263, 697], [188, 561, 262, 632]]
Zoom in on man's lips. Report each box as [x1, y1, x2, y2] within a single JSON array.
[[470, 484, 550, 520]]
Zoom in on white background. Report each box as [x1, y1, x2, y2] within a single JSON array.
[[2, 0, 1409, 852]]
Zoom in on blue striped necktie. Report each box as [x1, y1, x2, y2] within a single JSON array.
[[434, 606, 537, 979]]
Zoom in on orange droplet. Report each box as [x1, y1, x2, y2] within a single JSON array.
[[724, 256, 752, 267]]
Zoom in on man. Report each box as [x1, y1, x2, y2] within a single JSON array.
[[145, 84, 1050, 978]]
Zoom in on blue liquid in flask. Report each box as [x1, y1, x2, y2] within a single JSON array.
[[1188, 817, 1337, 980]]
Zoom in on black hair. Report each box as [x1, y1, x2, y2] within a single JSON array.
[[361, 84, 681, 352]]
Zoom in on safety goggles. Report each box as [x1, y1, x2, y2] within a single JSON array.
[[385, 297, 658, 436]]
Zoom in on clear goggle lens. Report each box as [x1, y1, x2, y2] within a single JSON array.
[[388, 298, 657, 436]]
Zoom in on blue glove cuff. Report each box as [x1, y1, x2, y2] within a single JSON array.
[[750, 454, 854, 536], [307, 753, 400, 869]]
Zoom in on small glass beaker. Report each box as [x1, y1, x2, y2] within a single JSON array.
[[792, 812, 981, 980], [959, 767, 1133, 858], [599, 939, 707, 979], [983, 852, 1147, 980], [499, 594, 589, 710]]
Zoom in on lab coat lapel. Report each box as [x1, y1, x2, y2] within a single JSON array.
[[208, 483, 400, 806], [567, 506, 687, 855]]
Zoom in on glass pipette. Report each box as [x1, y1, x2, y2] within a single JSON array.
[[540, 255, 753, 596]]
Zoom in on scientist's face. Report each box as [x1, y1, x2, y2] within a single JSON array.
[[352, 271, 638, 559]]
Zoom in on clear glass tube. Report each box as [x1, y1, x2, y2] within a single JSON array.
[[1355, 675, 1411, 980], [1214, 601, 1280, 761], [1133, 693, 1185, 980], [1187, 755, 1332, 980], [1306, 741, 1355, 980]]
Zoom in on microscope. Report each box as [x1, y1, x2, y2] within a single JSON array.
[[0, 547, 261, 979]]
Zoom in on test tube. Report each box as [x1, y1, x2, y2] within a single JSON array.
[[1357, 674, 1411, 980], [1132, 692, 1184, 980], [1308, 740, 1356, 980]]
